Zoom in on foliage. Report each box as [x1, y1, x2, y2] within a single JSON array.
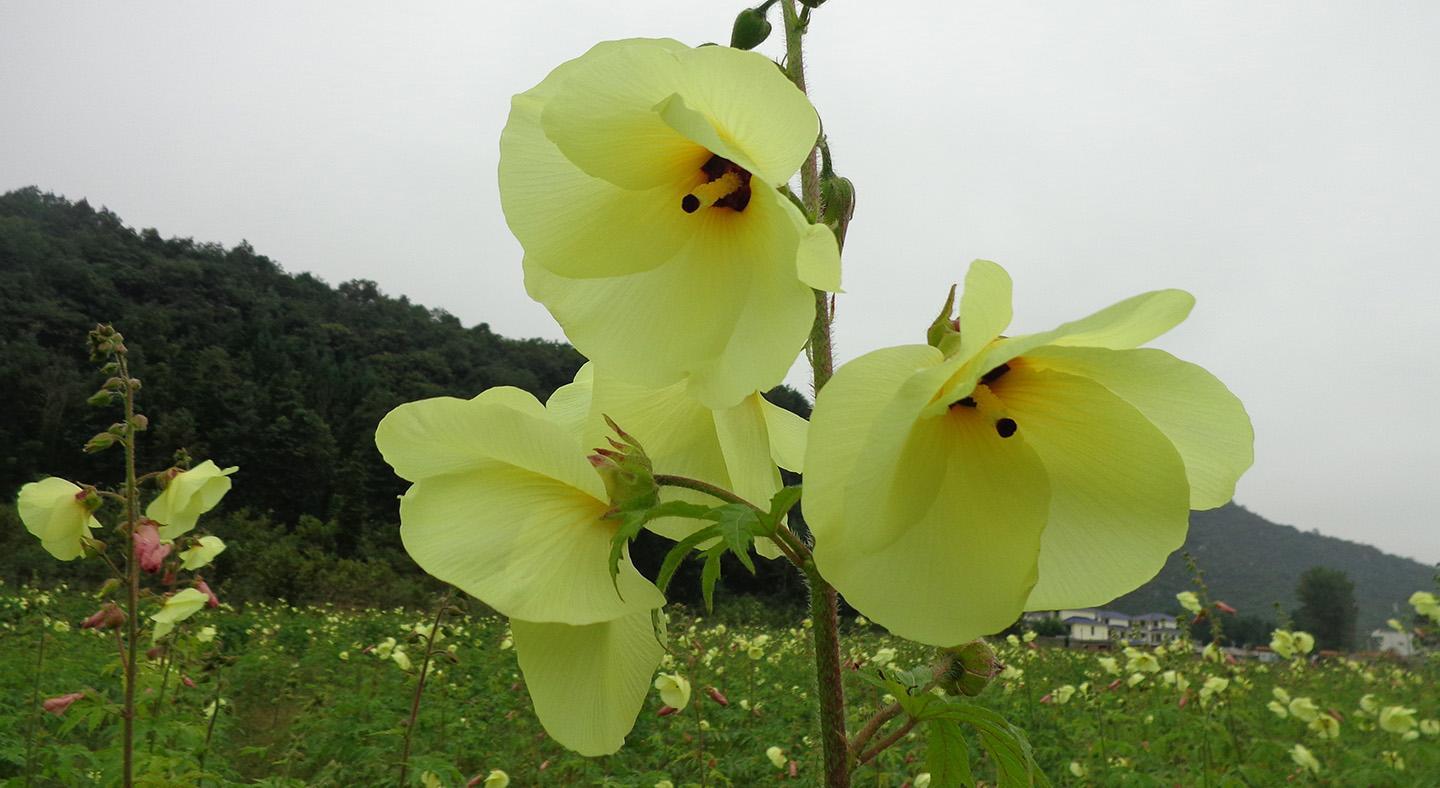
[[1293, 567, 1360, 652], [3, 584, 1437, 785]]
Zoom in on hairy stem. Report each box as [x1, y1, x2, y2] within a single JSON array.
[[23, 626, 46, 787], [653, 474, 810, 567], [783, 3, 849, 785], [398, 587, 455, 785], [848, 700, 902, 759], [120, 354, 139, 788]]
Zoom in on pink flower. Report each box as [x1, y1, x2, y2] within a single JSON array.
[[42, 692, 85, 716], [195, 578, 219, 608], [133, 520, 171, 573], [181, 675, 197, 689], [80, 602, 126, 630]]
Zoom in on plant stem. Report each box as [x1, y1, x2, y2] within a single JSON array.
[[120, 354, 140, 788], [398, 587, 454, 785], [782, 3, 849, 785], [848, 700, 902, 757], [197, 673, 222, 779], [652, 474, 809, 567], [23, 626, 46, 787], [856, 717, 918, 767]]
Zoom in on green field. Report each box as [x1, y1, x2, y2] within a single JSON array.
[[2, 582, 1436, 786]]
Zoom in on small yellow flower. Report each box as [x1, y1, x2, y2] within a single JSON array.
[[1054, 684, 1077, 704], [1096, 657, 1120, 676], [1410, 591, 1439, 621], [196, 626, 217, 644], [1267, 701, 1289, 718], [1289, 743, 1320, 774], [913, 775, 932, 788], [871, 647, 897, 667], [151, 588, 208, 642], [1380, 751, 1405, 771], [483, 770, 510, 788], [654, 673, 691, 710], [146, 461, 237, 539], [766, 746, 786, 769], [1307, 715, 1340, 739], [1420, 719, 1439, 736], [17, 478, 100, 561], [1069, 761, 1087, 778], [1288, 697, 1319, 723], [1270, 630, 1296, 659], [178, 535, 226, 571], [1272, 687, 1291, 704], [1199, 676, 1229, 704], [1291, 631, 1314, 655], [1176, 591, 1201, 615], [1379, 705, 1418, 734], [391, 649, 412, 672], [1358, 693, 1379, 715]]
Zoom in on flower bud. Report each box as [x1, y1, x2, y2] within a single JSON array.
[[83, 432, 118, 453], [730, 8, 773, 51], [42, 692, 86, 716], [938, 640, 999, 697], [81, 602, 127, 630], [820, 172, 855, 246], [925, 285, 960, 350], [87, 390, 117, 407], [133, 521, 172, 574], [588, 417, 660, 514], [706, 686, 730, 706]]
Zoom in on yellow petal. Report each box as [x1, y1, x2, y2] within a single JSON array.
[[760, 399, 808, 473], [1023, 346, 1253, 509], [671, 45, 820, 186], [812, 401, 1051, 646], [795, 221, 842, 292], [539, 43, 704, 190], [953, 259, 1013, 364], [499, 41, 696, 279], [525, 184, 815, 410], [989, 365, 1191, 610], [179, 535, 227, 571], [376, 388, 599, 498], [151, 588, 209, 624], [512, 609, 664, 756], [400, 462, 661, 625]]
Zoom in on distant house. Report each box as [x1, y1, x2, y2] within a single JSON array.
[[1369, 629, 1415, 657], [1024, 609, 1179, 647]]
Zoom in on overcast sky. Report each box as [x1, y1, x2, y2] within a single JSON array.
[[3, 2, 1437, 564]]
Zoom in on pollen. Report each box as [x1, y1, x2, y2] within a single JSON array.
[[681, 155, 753, 213]]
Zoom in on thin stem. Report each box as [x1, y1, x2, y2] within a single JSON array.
[[856, 717, 918, 767], [198, 673, 222, 778], [848, 701, 902, 757], [398, 587, 455, 785], [23, 626, 46, 787], [653, 474, 808, 567], [119, 355, 139, 788]]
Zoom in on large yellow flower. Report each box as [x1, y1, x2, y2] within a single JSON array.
[[376, 387, 666, 756], [805, 260, 1252, 646], [547, 363, 806, 556], [16, 477, 99, 561], [146, 460, 237, 540], [500, 39, 840, 409]]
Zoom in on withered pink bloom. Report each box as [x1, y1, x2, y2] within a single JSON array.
[[133, 520, 171, 573], [195, 578, 220, 608], [80, 602, 127, 630], [42, 692, 85, 716], [181, 675, 197, 689]]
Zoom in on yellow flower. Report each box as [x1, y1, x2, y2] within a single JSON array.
[[1096, 657, 1120, 676], [1381, 751, 1405, 771], [196, 626, 217, 644], [1126, 672, 1147, 688], [805, 261, 1252, 645], [654, 673, 691, 710], [500, 39, 840, 409], [1378, 705, 1418, 734], [1068, 762, 1086, 778], [1307, 715, 1340, 739], [1267, 701, 1289, 719], [913, 774, 932, 788], [1270, 630, 1296, 659], [146, 461, 237, 539], [1291, 631, 1314, 655], [151, 588, 208, 642], [766, 746, 787, 769], [1053, 684, 1077, 704], [178, 535, 226, 571], [391, 649, 412, 672], [1272, 687, 1291, 704], [871, 648, 897, 667], [1358, 693, 1379, 715], [1289, 743, 1320, 774], [1408, 591, 1439, 622], [1288, 697, 1320, 723], [1199, 676, 1229, 704], [17, 478, 100, 561], [376, 388, 665, 756], [1420, 719, 1439, 736], [483, 770, 510, 788], [1125, 648, 1161, 674], [1176, 591, 1201, 615]]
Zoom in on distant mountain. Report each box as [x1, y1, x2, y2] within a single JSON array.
[[1111, 503, 1434, 634]]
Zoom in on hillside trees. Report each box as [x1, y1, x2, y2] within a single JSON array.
[[1292, 566, 1359, 651]]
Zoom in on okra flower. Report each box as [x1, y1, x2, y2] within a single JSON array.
[[179, 535, 227, 571], [1379, 705, 1418, 735], [151, 588, 209, 641], [1289, 744, 1320, 774], [16, 477, 100, 561], [500, 39, 840, 409], [146, 460, 237, 539], [376, 387, 666, 755], [805, 260, 1253, 645], [1176, 591, 1201, 615], [654, 673, 692, 710]]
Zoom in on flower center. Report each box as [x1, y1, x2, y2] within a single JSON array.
[[681, 155, 753, 214], [949, 362, 1018, 438]]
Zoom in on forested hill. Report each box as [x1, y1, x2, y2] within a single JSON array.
[[1114, 504, 1434, 635]]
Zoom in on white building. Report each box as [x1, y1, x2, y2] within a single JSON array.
[[1025, 608, 1179, 646], [1369, 628, 1415, 657]]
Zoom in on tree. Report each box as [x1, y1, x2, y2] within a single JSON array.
[[1292, 566, 1358, 651]]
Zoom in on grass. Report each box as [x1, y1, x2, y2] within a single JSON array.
[[2, 581, 1437, 786]]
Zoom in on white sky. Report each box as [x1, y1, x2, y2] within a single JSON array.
[[3, 2, 1437, 563]]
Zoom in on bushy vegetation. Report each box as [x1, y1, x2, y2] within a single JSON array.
[[4, 583, 1437, 785]]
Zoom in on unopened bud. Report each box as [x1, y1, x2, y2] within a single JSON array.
[[589, 417, 660, 514], [657, 705, 679, 717], [925, 285, 961, 351], [81, 602, 127, 630], [706, 686, 730, 706], [83, 432, 118, 453], [820, 173, 856, 246], [87, 390, 117, 407], [938, 640, 999, 697], [129, 414, 149, 432], [730, 7, 773, 50], [42, 692, 86, 716]]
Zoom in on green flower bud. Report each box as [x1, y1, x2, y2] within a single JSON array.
[[588, 416, 660, 515], [925, 285, 960, 350], [87, 390, 116, 407], [938, 640, 999, 697], [129, 414, 149, 432], [730, 8, 773, 51], [83, 432, 118, 453]]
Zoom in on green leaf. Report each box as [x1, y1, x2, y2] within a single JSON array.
[[926, 719, 975, 788], [762, 485, 804, 530], [928, 703, 1048, 787], [655, 524, 723, 594], [608, 500, 716, 591], [703, 504, 762, 573], [700, 547, 723, 613]]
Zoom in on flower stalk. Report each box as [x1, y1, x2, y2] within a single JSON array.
[[781, 3, 848, 784], [398, 586, 455, 784], [119, 351, 140, 788]]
